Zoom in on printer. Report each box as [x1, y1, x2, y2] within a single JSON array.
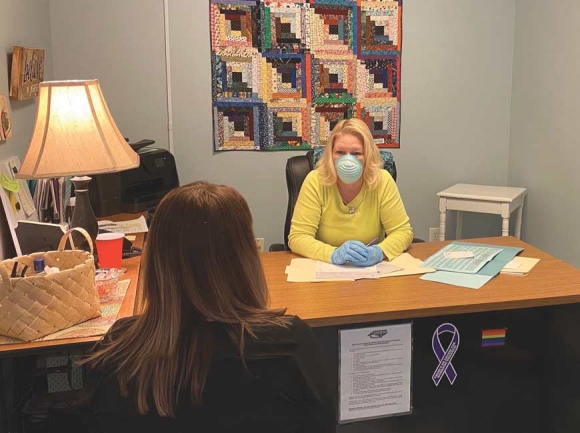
[[88, 139, 179, 217]]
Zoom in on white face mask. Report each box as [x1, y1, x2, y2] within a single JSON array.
[[335, 155, 363, 184]]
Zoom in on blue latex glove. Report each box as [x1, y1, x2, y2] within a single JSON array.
[[353, 245, 384, 267], [331, 241, 369, 265]]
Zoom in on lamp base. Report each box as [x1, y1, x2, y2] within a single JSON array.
[[70, 176, 99, 249]]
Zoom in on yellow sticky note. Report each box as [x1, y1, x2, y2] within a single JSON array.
[[1, 172, 19, 193]]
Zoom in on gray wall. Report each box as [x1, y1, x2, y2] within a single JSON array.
[[49, 0, 169, 150], [509, 0, 580, 266], [50, 0, 515, 247], [396, 0, 515, 241], [0, 0, 54, 258], [7, 0, 518, 253], [172, 0, 516, 246]]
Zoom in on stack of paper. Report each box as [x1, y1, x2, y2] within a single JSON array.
[[315, 261, 397, 280], [98, 216, 149, 234], [420, 242, 523, 290], [285, 253, 435, 283], [500, 257, 540, 276], [420, 243, 503, 274]]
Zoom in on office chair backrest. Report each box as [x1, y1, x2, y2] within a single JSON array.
[[282, 149, 397, 250]]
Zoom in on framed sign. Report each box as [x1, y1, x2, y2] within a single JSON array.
[[0, 96, 11, 141], [10, 46, 45, 101]]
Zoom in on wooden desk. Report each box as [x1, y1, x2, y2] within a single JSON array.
[[0, 214, 144, 355], [262, 236, 580, 327], [0, 235, 573, 432], [261, 237, 580, 433]]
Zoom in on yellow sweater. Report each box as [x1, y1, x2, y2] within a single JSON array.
[[288, 170, 413, 263]]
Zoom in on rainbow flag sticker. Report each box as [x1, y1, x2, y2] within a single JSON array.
[[481, 329, 506, 347]]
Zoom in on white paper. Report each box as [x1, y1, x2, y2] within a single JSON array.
[[503, 259, 521, 270], [98, 215, 148, 234], [339, 323, 412, 423], [315, 261, 379, 280], [500, 257, 540, 275], [285, 254, 434, 282], [285, 259, 354, 282], [379, 253, 435, 278], [376, 262, 403, 276], [444, 251, 474, 259]]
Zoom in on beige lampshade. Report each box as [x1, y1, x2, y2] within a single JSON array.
[[17, 79, 139, 179]]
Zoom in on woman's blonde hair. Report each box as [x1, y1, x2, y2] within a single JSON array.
[[85, 182, 288, 417], [316, 118, 384, 190]]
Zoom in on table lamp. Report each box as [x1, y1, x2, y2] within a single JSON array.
[[16, 79, 139, 244]]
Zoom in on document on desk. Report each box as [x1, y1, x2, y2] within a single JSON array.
[[421, 271, 494, 289], [382, 253, 435, 278], [286, 254, 433, 282], [315, 262, 381, 280], [420, 242, 524, 289], [339, 323, 412, 423], [376, 262, 404, 276], [500, 257, 540, 276], [286, 259, 354, 282], [98, 216, 148, 234], [421, 243, 503, 274]]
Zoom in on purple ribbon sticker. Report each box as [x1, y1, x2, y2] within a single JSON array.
[[432, 323, 460, 386]]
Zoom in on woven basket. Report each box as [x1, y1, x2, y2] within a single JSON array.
[[0, 227, 101, 342]]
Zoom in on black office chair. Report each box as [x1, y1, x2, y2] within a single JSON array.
[[270, 149, 422, 252]]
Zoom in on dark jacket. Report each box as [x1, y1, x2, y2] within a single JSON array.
[[66, 315, 336, 433]]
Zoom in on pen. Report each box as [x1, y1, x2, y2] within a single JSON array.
[[366, 237, 378, 247], [344, 238, 379, 263]]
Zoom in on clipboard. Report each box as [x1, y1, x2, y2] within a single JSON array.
[[0, 157, 40, 256]]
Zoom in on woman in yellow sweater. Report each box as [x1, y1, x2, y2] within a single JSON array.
[[288, 118, 413, 266]]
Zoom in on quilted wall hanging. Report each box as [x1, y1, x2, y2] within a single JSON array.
[[210, 0, 403, 151]]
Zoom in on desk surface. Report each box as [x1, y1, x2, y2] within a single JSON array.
[[0, 214, 144, 355], [263, 237, 580, 327], [437, 184, 527, 202], [6, 235, 578, 351]]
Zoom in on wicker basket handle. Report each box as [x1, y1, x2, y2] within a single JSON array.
[[0, 260, 11, 283], [58, 227, 94, 255]]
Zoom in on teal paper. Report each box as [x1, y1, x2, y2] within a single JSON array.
[[420, 272, 493, 289], [419, 241, 524, 289], [421, 243, 503, 274], [452, 242, 523, 276]]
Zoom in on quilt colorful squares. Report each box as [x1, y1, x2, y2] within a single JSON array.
[[210, 0, 403, 151]]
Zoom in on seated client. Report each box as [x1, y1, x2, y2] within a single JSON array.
[[80, 181, 336, 432], [289, 118, 413, 267]]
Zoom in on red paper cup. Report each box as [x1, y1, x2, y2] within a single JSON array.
[[95, 233, 124, 269]]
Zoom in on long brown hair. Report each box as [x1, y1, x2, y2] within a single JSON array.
[[86, 181, 288, 416]]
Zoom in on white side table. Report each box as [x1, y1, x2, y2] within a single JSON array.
[[437, 184, 527, 241]]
